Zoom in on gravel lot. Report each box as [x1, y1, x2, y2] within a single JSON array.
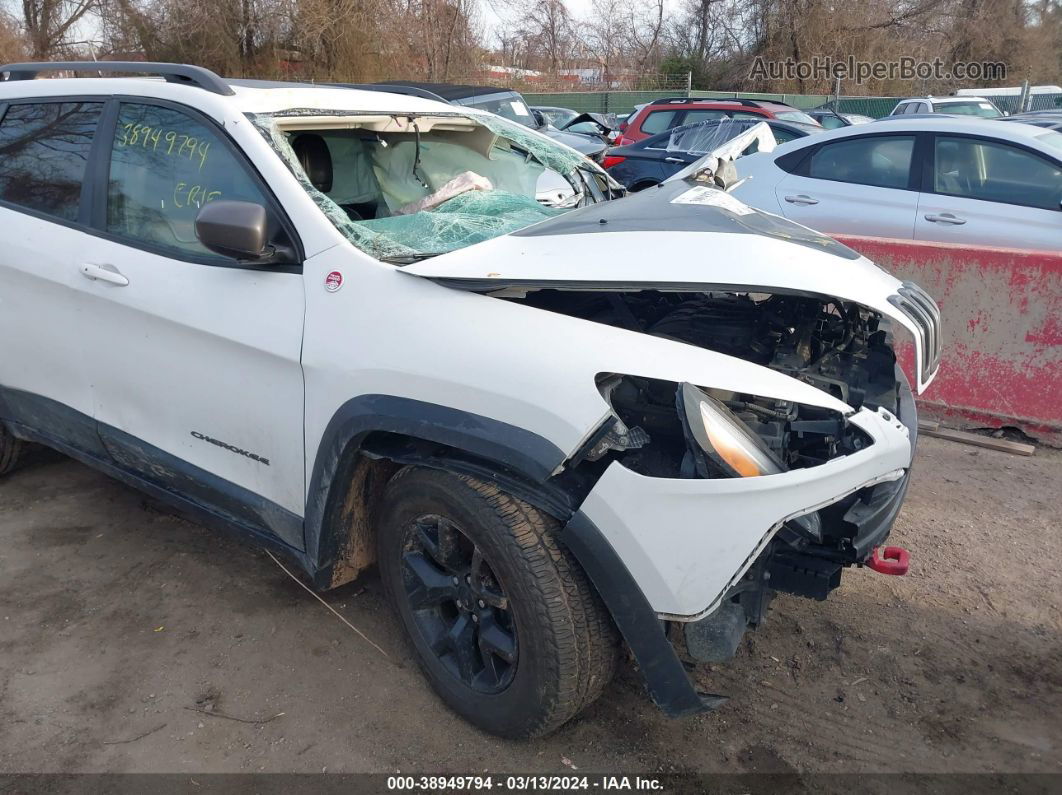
[[0, 436, 1059, 777]]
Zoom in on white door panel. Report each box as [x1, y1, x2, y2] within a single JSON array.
[[774, 174, 918, 238], [70, 99, 309, 546], [80, 240, 307, 523], [0, 209, 95, 421], [914, 194, 1062, 249]]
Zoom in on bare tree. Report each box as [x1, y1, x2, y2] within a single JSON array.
[[17, 0, 97, 58]]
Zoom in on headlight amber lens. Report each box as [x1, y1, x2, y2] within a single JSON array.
[[679, 383, 784, 478], [698, 399, 781, 477]]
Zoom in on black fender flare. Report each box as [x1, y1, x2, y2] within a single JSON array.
[[304, 394, 721, 719], [303, 394, 568, 569]]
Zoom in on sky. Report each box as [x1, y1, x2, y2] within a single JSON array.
[[478, 0, 682, 44]]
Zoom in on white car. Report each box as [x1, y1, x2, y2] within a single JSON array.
[[732, 116, 1062, 250], [0, 61, 940, 738], [889, 95, 1004, 118]]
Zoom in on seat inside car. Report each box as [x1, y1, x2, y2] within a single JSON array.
[[292, 133, 382, 220]]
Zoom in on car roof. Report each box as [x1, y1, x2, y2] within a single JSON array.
[[897, 96, 992, 103], [771, 114, 1056, 148], [931, 96, 993, 103], [373, 81, 519, 101], [876, 113, 960, 121], [0, 74, 474, 116], [641, 97, 794, 112], [629, 117, 817, 149], [1005, 111, 1062, 120]]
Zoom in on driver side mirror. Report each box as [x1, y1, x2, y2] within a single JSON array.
[[195, 200, 274, 261]]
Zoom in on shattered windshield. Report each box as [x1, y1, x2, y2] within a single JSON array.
[[251, 109, 597, 260]]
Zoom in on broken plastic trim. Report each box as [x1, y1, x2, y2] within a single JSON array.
[[663, 121, 777, 188], [661, 467, 906, 623]]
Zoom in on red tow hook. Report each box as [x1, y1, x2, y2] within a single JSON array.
[[866, 546, 910, 576]]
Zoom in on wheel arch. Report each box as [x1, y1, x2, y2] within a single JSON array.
[[304, 395, 577, 589], [303, 394, 721, 720]]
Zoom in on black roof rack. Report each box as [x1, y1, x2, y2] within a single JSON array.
[[648, 96, 797, 110], [0, 61, 234, 96], [332, 82, 450, 104], [648, 96, 707, 106]]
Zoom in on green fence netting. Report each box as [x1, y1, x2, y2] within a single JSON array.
[[522, 90, 1062, 119]]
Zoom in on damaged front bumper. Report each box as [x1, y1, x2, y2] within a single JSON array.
[[559, 375, 917, 717], [577, 403, 911, 620]]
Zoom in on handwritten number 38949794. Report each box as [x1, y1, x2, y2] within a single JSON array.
[[117, 123, 211, 171]]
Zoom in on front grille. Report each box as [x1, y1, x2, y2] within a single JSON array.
[[888, 282, 942, 385]]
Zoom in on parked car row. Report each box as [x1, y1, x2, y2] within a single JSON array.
[[580, 93, 1057, 251], [731, 116, 1062, 250], [603, 118, 821, 191], [376, 87, 1055, 253]]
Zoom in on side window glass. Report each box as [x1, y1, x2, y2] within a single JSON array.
[[808, 135, 915, 189], [107, 103, 271, 258], [0, 102, 102, 221], [933, 136, 1062, 210], [640, 110, 677, 135], [680, 110, 729, 125]]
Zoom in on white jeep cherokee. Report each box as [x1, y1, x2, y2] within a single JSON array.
[[0, 62, 941, 738]]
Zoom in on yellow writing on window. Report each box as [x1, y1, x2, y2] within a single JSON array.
[[118, 122, 211, 170], [172, 182, 223, 209]]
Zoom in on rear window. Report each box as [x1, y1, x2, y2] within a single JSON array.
[[640, 110, 678, 135], [774, 110, 820, 125], [680, 109, 730, 126], [0, 102, 103, 221], [938, 101, 1001, 118], [461, 94, 537, 128]]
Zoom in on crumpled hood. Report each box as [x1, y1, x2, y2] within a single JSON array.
[[403, 180, 939, 392]]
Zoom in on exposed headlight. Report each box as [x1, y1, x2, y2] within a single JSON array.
[[678, 383, 784, 478]]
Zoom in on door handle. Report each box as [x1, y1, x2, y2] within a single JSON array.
[[784, 194, 819, 205], [924, 213, 966, 225], [80, 263, 129, 286], [664, 156, 687, 163]]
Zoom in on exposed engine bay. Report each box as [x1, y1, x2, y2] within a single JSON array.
[[507, 288, 912, 654], [510, 289, 902, 479]]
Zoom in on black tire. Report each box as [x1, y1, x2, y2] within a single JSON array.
[[0, 425, 21, 477], [376, 466, 619, 738]]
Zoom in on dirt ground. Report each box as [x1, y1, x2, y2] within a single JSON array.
[[0, 436, 1059, 777]]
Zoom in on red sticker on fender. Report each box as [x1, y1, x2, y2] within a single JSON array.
[[325, 271, 343, 292]]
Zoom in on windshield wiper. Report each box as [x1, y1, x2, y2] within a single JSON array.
[[380, 252, 446, 265]]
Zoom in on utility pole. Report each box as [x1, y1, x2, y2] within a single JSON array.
[[1019, 79, 1031, 113]]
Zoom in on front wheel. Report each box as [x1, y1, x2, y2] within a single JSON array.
[[376, 467, 619, 738], [0, 424, 21, 477]]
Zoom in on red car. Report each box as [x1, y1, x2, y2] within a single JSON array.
[[616, 97, 821, 146]]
